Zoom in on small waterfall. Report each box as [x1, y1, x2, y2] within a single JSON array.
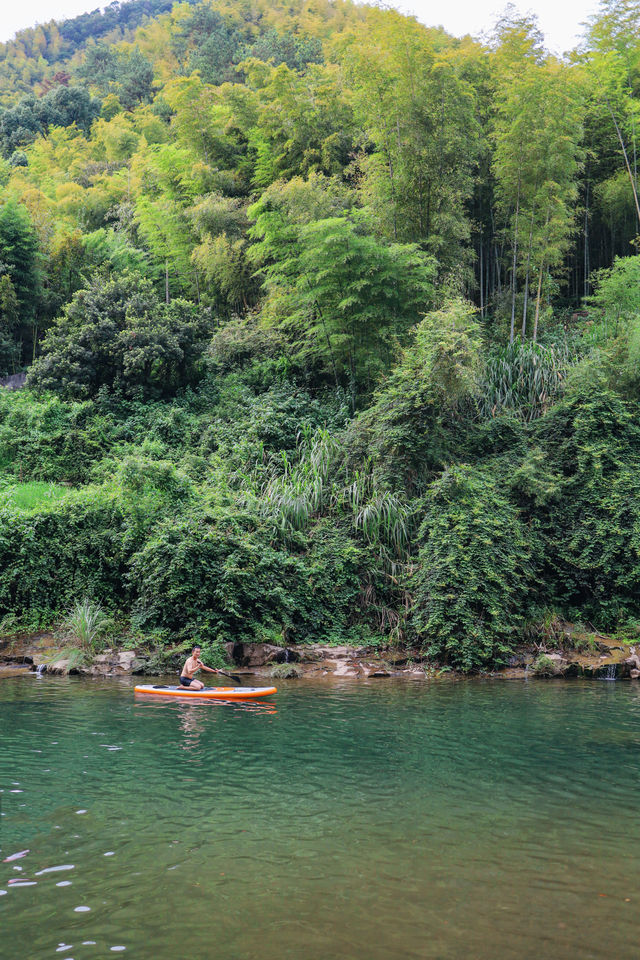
[[601, 663, 617, 681], [35, 664, 46, 677]]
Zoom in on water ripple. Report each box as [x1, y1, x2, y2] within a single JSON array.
[[1, 676, 639, 959]]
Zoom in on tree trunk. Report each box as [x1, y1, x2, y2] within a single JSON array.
[[509, 178, 521, 344], [522, 204, 535, 340], [604, 95, 640, 230], [193, 266, 200, 306], [533, 260, 544, 342], [583, 176, 590, 299], [479, 239, 484, 318]]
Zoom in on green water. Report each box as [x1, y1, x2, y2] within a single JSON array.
[[1, 676, 639, 960]]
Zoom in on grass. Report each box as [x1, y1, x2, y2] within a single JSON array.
[[533, 654, 557, 676], [67, 598, 113, 652], [0, 480, 72, 511], [570, 634, 600, 654], [481, 339, 574, 422]]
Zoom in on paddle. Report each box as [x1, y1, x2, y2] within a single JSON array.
[[214, 668, 242, 684]]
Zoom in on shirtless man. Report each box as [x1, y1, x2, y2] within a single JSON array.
[[179, 646, 219, 690]]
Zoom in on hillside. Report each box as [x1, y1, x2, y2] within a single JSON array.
[[0, 0, 639, 670]]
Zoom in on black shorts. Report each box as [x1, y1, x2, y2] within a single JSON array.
[[179, 676, 193, 687]]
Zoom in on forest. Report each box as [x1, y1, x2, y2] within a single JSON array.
[[0, 0, 639, 670]]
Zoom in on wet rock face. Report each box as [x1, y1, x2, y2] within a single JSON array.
[[83, 650, 149, 676], [227, 643, 299, 667], [228, 642, 423, 680], [0, 664, 32, 678]]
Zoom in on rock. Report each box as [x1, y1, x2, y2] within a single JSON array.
[[625, 652, 640, 671], [48, 659, 72, 675], [306, 645, 354, 660], [229, 643, 298, 667], [333, 663, 358, 678], [289, 646, 322, 663], [0, 665, 32, 679], [631, 669, 640, 680], [507, 655, 523, 667], [270, 664, 301, 679]]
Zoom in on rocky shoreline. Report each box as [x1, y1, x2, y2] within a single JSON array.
[[1, 629, 639, 682]]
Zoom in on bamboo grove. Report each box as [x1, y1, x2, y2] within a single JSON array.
[[0, 0, 640, 670]]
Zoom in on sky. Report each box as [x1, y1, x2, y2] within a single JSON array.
[[0, 0, 603, 53]]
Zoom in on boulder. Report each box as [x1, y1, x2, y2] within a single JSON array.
[[47, 659, 72, 675], [332, 662, 359, 678], [0, 665, 32, 679], [229, 643, 298, 667]]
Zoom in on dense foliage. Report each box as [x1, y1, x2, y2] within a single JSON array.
[[1, 0, 640, 670]]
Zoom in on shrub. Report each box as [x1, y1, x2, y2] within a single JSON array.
[[0, 488, 128, 624], [523, 374, 640, 627], [411, 464, 533, 672], [346, 299, 482, 494], [533, 654, 556, 676], [129, 506, 369, 646], [129, 507, 311, 645]]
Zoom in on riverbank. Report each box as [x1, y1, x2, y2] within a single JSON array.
[[1, 625, 639, 682]]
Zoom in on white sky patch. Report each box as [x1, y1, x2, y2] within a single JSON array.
[[0, 0, 604, 52], [385, 0, 602, 55]]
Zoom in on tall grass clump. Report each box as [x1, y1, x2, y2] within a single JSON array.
[[481, 339, 575, 421], [67, 598, 112, 651], [342, 468, 413, 564], [258, 427, 341, 534]]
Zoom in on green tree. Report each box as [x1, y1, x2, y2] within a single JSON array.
[[172, 3, 243, 84], [0, 198, 41, 360], [0, 273, 19, 373], [251, 203, 435, 402], [27, 272, 210, 398], [348, 299, 483, 492], [492, 16, 585, 340], [583, 0, 640, 230], [341, 9, 481, 272]]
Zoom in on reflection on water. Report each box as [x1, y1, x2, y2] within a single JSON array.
[[1, 675, 639, 960]]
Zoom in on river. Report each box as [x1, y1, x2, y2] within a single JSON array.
[[1, 676, 638, 959]]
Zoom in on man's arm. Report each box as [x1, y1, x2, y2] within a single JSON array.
[[196, 659, 219, 674]]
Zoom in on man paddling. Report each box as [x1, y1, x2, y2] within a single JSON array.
[[179, 646, 220, 690]]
